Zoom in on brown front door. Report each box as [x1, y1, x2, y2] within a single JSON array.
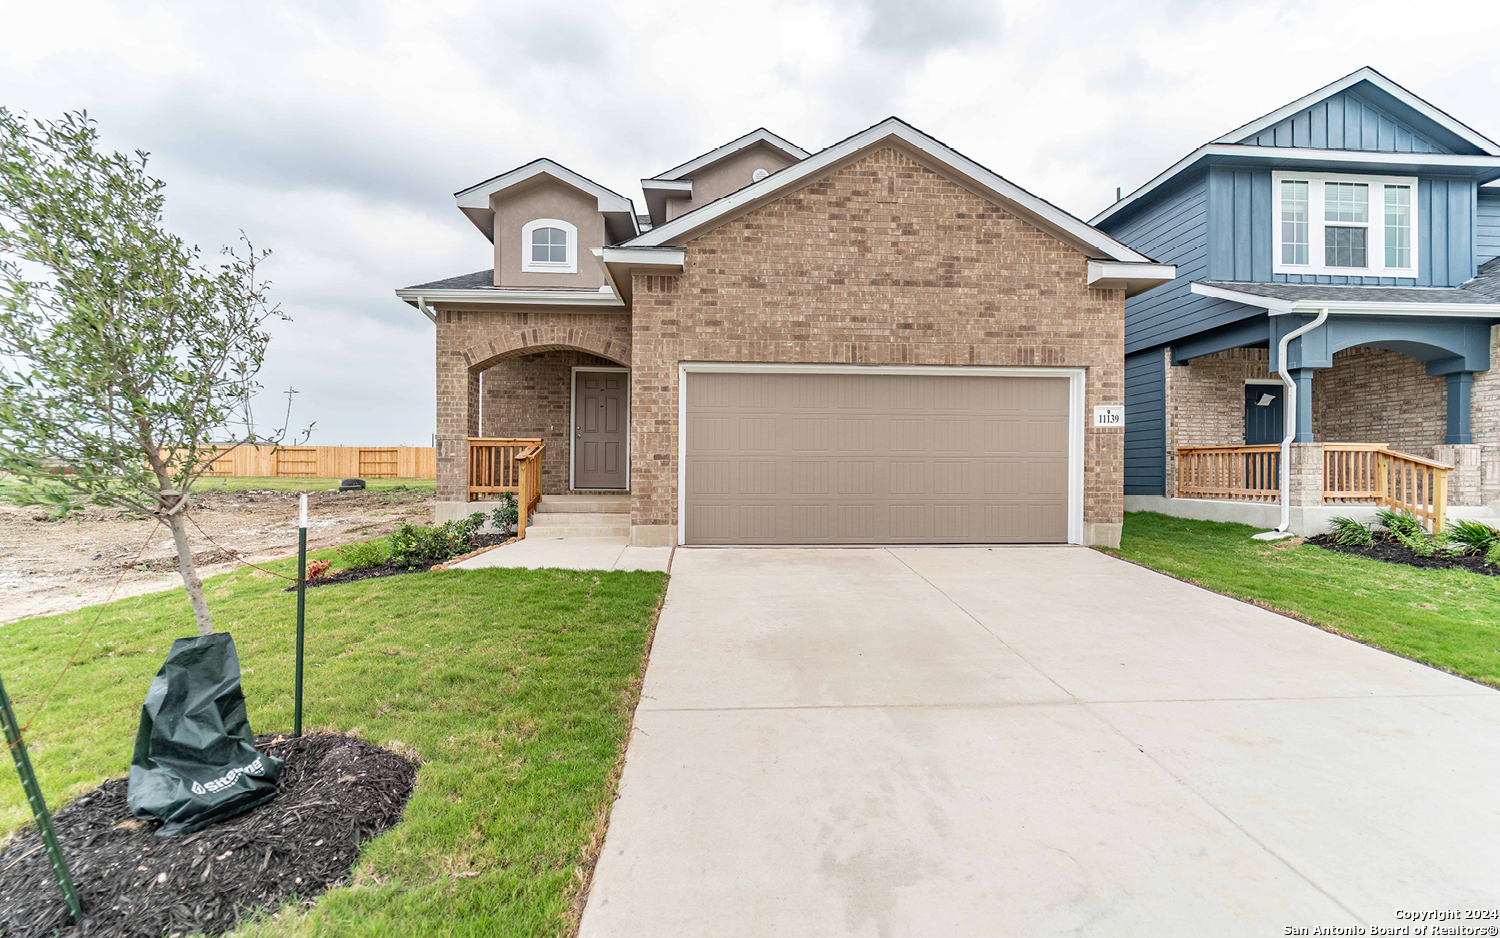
[[574, 370, 628, 489]]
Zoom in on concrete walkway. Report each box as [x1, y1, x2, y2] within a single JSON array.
[[580, 547, 1500, 937], [451, 536, 671, 572]]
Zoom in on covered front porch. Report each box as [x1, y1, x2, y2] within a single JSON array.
[[1135, 292, 1499, 534]]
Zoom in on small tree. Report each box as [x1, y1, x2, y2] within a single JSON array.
[[0, 109, 305, 636]]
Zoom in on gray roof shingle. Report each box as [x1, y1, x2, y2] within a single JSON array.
[[1197, 279, 1500, 306]]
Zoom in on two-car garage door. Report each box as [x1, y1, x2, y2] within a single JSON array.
[[682, 370, 1073, 545]]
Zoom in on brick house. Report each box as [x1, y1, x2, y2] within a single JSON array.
[[1093, 68, 1500, 534], [396, 120, 1174, 547]]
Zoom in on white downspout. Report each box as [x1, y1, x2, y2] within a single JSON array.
[[1255, 307, 1329, 540], [416, 296, 437, 324]]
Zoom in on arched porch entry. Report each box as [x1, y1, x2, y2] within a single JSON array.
[[438, 327, 631, 506]]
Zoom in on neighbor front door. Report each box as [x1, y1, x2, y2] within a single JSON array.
[[1244, 384, 1284, 445], [574, 371, 628, 489]]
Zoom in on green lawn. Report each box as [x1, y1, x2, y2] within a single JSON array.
[[1, 546, 667, 936], [193, 476, 435, 493], [1107, 511, 1500, 688]]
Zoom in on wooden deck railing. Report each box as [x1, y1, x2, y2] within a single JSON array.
[[467, 438, 545, 538], [1178, 443, 1450, 532], [1176, 445, 1281, 502], [1380, 449, 1449, 533]]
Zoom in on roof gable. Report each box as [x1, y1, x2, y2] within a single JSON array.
[[648, 128, 809, 181], [625, 117, 1154, 263], [1215, 67, 1499, 157], [453, 158, 638, 244]]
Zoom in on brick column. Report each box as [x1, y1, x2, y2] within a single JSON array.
[[1433, 443, 1483, 507], [434, 343, 478, 513], [1288, 442, 1325, 506]]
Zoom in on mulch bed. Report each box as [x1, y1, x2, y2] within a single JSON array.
[[0, 734, 418, 938], [1306, 535, 1498, 576], [285, 533, 514, 590]]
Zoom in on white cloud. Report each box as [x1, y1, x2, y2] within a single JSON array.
[[1, 0, 1495, 443]]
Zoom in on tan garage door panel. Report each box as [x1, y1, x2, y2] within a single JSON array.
[[683, 372, 1070, 545]]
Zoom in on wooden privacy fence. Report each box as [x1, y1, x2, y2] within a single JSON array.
[[167, 445, 435, 479], [467, 438, 544, 538], [1176, 445, 1281, 502]]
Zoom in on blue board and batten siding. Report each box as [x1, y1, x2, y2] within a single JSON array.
[[1479, 190, 1500, 267], [1124, 350, 1166, 495], [1205, 167, 1476, 287], [1109, 175, 1263, 354], [1237, 88, 1455, 154]]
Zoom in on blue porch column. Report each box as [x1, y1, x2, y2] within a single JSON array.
[[1446, 372, 1474, 445], [1291, 368, 1317, 443]]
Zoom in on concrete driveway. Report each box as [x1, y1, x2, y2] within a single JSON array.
[[579, 547, 1500, 937]]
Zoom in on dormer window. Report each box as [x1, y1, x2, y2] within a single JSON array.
[[1273, 172, 1417, 277], [520, 218, 578, 274]]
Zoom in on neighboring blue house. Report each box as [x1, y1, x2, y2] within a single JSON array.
[[1093, 67, 1500, 532]]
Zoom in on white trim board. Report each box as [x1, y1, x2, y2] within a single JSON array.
[[395, 286, 623, 309], [649, 128, 810, 181], [569, 366, 631, 492], [1188, 282, 1500, 317], [629, 118, 1155, 264], [675, 362, 1087, 547]]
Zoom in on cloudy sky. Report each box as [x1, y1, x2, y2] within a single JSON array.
[[3, 0, 1496, 444]]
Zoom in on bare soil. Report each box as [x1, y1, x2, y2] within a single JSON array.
[[0, 488, 434, 623]]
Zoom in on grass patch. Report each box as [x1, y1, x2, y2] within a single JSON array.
[[1106, 512, 1500, 688], [194, 476, 435, 493], [0, 552, 668, 936]]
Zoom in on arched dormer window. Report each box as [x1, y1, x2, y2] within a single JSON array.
[[521, 218, 578, 274]]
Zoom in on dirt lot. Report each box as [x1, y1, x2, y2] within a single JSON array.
[[0, 487, 434, 623]]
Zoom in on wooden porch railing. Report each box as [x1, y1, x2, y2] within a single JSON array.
[[1176, 445, 1281, 502], [1177, 443, 1450, 532], [467, 438, 544, 538]]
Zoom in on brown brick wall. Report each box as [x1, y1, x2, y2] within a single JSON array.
[[1312, 347, 1446, 458], [1470, 326, 1500, 503], [479, 350, 620, 494], [628, 146, 1127, 532], [432, 307, 630, 502], [1163, 348, 1272, 494]]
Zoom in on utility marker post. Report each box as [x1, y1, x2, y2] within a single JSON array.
[[294, 492, 307, 737], [1, 673, 83, 920]]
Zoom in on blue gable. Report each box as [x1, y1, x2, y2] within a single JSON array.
[[1235, 87, 1454, 154]]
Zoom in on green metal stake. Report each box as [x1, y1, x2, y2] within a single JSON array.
[[294, 491, 307, 737], [1, 673, 83, 921]]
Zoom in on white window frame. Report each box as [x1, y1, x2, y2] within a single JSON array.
[[1272, 172, 1418, 278], [676, 362, 1086, 546], [520, 218, 578, 274]]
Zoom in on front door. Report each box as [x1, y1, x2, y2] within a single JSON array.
[[1244, 384, 1284, 445], [574, 371, 628, 489]]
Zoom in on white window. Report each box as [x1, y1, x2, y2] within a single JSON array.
[[520, 218, 578, 273], [1273, 172, 1418, 278]]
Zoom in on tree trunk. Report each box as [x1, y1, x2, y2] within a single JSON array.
[[164, 507, 214, 636]]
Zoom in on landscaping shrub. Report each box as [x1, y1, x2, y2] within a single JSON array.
[[490, 492, 519, 533], [387, 515, 485, 568], [1446, 518, 1500, 556], [336, 538, 390, 569], [1326, 516, 1375, 548], [1375, 507, 1444, 558], [307, 558, 331, 580], [1488, 540, 1500, 569]]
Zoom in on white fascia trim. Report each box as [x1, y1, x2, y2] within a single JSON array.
[[1187, 282, 1500, 317], [1211, 67, 1500, 156], [630, 118, 1153, 263], [640, 179, 693, 193], [454, 159, 636, 215], [675, 362, 1087, 547], [596, 246, 686, 269], [1092, 144, 1500, 227], [652, 129, 811, 181], [394, 287, 623, 308], [1086, 261, 1177, 296]]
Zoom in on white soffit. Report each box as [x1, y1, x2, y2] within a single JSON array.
[[1188, 282, 1500, 318], [1086, 261, 1177, 297], [627, 118, 1155, 263]]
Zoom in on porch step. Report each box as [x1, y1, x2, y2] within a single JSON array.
[[525, 524, 632, 539], [529, 511, 630, 526], [536, 495, 630, 513]]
